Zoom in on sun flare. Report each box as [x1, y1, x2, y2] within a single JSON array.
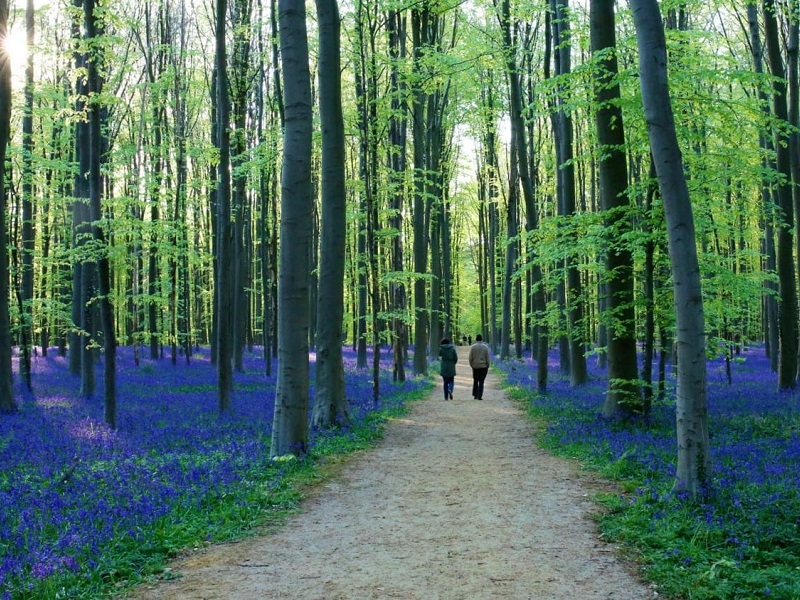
[[2, 26, 28, 79]]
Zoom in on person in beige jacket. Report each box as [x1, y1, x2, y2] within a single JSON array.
[[467, 334, 490, 400]]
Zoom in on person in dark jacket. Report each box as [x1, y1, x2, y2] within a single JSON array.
[[468, 334, 490, 400], [438, 337, 458, 400]]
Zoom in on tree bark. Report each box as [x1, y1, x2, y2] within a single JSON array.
[[387, 9, 408, 383], [19, 0, 35, 391], [85, 0, 117, 429], [271, 0, 312, 456], [411, 7, 429, 375], [747, 2, 779, 372], [630, 0, 710, 498], [763, 0, 799, 389], [590, 0, 640, 417], [312, 0, 349, 428], [215, 0, 234, 412], [0, 0, 15, 412], [551, 0, 587, 385]]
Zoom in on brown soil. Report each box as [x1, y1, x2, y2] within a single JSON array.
[[125, 367, 655, 599]]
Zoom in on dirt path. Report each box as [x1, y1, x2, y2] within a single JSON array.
[[127, 367, 654, 599]]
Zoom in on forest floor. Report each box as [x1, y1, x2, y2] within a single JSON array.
[[125, 365, 657, 600]]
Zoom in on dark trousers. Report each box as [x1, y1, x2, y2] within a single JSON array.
[[442, 376, 454, 398], [472, 367, 488, 399]]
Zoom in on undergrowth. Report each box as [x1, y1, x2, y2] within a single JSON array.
[[499, 352, 800, 600], [8, 379, 431, 600]]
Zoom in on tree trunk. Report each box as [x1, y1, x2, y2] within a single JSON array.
[[747, 2, 779, 371], [630, 0, 710, 499], [591, 0, 640, 417], [0, 0, 16, 412], [412, 7, 429, 375], [85, 0, 117, 429], [387, 10, 408, 383], [215, 0, 234, 412], [231, 0, 253, 373], [501, 138, 519, 359], [498, 0, 546, 386], [763, 0, 799, 389], [18, 0, 35, 391], [312, 0, 349, 428], [551, 0, 587, 385], [270, 0, 312, 456]]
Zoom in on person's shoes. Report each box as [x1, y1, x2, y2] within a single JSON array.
[[449, 391, 454, 400]]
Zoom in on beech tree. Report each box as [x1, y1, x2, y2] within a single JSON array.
[[590, 0, 640, 416], [19, 0, 33, 391], [270, 0, 313, 456], [762, 0, 798, 389], [0, 0, 14, 412], [215, 0, 234, 412], [85, 0, 117, 428], [630, 0, 710, 498], [312, 0, 348, 428]]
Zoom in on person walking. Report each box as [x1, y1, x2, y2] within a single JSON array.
[[438, 337, 458, 400], [468, 334, 490, 400]]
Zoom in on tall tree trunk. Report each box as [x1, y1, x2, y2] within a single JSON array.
[[312, 0, 349, 428], [501, 138, 519, 359], [591, 0, 640, 416], [353, 0, 372, 370], [387, 9, 408, 383], [551, 0, 587, 385], [85, 0, 117, 428], [72, 0, 95, 398], [19, 0, 35, 391], [642, 158, 658, 411], [216, 0, 235, 412], [411, 6, 429, 375], [231, 0, 253, 373], [270, 0, 312, 456], [763, 0, 799, 389], [747, 2, 779, 371], [498, 0, 546, 388], [0, 0, 15, 412], [630, 0, 710, 499]]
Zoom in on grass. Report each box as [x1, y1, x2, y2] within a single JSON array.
[[496, 347, 800, 600], [0, 346, 433, 599]]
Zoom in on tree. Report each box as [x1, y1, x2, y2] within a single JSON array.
[[19, 0, 34, 391], [590, 0, 640, 417], [630, 0, 710, 498], [0, 0, 15, 412], [762, 0, 798, 389], [85, 0, 117, 428], [411, 4, 429, 376], [312, 0, 348, 429], [215, 0, 234, 412], [270, 0, 313, 456], [387, 9, 408, 383], [550, 0, 587, 385]]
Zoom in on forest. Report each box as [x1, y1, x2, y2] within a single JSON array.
[[1, 0, 800, 596]]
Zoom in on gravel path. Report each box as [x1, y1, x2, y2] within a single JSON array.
[[126, 366, 654, 599]]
